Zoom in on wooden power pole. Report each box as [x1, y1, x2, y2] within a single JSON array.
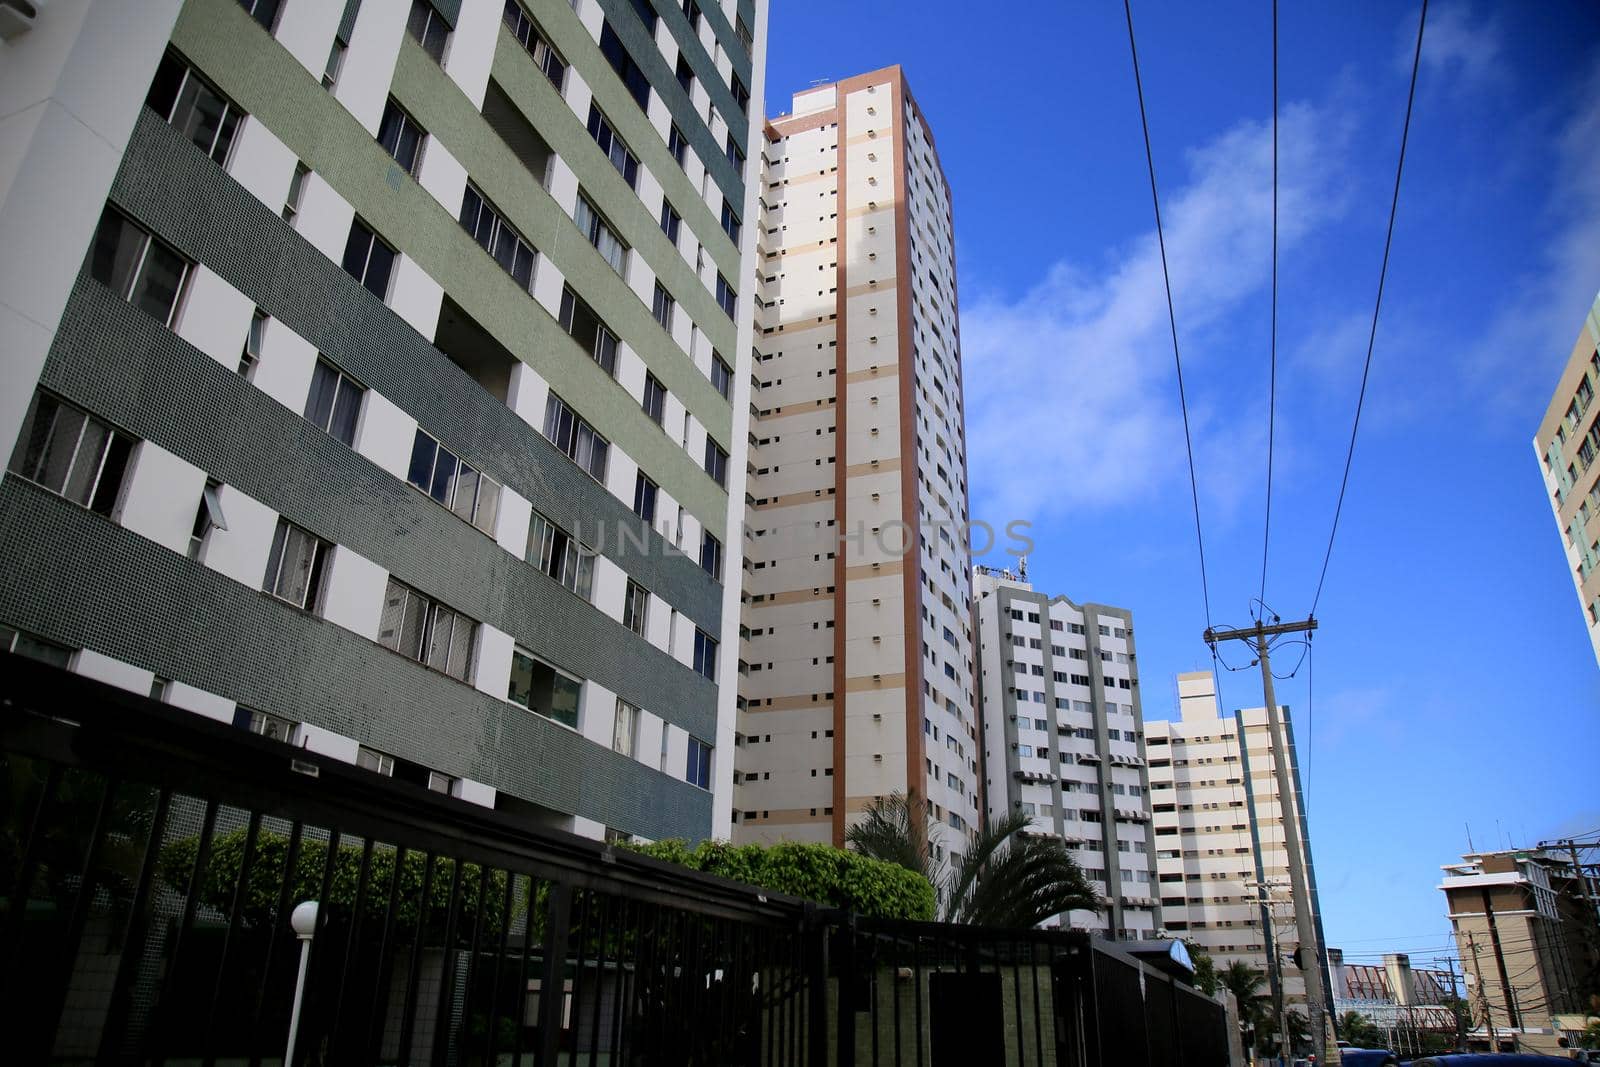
[[1204, 617, 1334, 1064]]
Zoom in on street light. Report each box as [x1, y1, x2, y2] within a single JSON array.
[[284, 900, 319, 1067]]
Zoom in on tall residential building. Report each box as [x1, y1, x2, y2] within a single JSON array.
[[0, 0, 765, 843], [1534, 290, 1600, 667], [1146, 672, 1332, 1020], [1439, 847, 1600, 1054], [732, 67, 977, 849], [973, 563, 1157, 939]]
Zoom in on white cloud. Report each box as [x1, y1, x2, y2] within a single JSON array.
[[962, 102, 1352, 525], [1410, 1, 1507, 92]]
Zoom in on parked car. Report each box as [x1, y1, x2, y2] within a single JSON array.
[[1404, 1055, 1572, 1065], [1339, 1050, 1400, 1066]]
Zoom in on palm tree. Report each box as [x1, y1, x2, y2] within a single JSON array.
[[1218, 960, 1273, 1054], [847, 791, 1101, 927]]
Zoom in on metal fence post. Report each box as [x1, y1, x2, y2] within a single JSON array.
[[834, 911, 857, 1067], [805, 904, 830, 1067], [538, 883, 572, 1067]]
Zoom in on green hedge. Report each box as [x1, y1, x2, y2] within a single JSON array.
[[624, 839, 936, 921]]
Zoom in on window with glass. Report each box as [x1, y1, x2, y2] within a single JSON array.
[[542, 394, 609, 482], [9, 392, 135, 518], [731, 74, 750, 115], [322, 39, 346, 89], [715, 274, 736, 318], [613, 699, 638, 756], [407, 429, 501, 535], [642, 373, 667, 425], [586, 105, 639, 188], [699, 529, 722, 581], [633, 471, 658, 521], [342, 219, 396, 299], [720, 200, 741, 243], [236, 706, 297, 743], [378, 98, 426, 175], [659, 202, 681, 244], [623, 579, 649, 636], [146, 52, 243, 166], [304, 358, 365, 446], [460, 184, 536, 293], [406, 0, 450, 63], [711, 353, 732, 400], [667, 124, 688, 168], [686, 736, 712, 789], [693, 628, 717, 679], [189, 479, 227, 560], [575, 193, 627, 275], [235, 0, 282, 28], [558, 285, 617, 375], [378, 577, 478, 681], [0, 624, 74, 669], [528, 512, 595, 599], [240, 309, 266, 377], [357, 746, 395, 776], [651, 282, 675, 332], [598, 21, 650, 108], [508, 646, 581, 728], [283, 162, 309, 222], [502, 0, 566, 88], [262, 517, 329, 612], [89, 209, 191, 327], [703, 438, 727, 487]]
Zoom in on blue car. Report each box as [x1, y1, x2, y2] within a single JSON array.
[[1339, 1051, 1399, 1067], [1404, 1055, 1572, 1064]]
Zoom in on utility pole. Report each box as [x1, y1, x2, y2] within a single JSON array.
[[1467, 931, 1500, 1051], [1204, 617, 1332, 1065], [1438, 954, 1466, 1052]]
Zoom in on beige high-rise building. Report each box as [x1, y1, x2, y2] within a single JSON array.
[[731, 67, 977, 848], [1534, 291, 1600, 667], [1146, 672, 1330, 1020]]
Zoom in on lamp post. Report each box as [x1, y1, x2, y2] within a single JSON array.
[[284, 900, 319, 1067]]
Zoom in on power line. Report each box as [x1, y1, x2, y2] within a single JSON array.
[[1259, 0, 1279, 615], [1309, 0, 1430, 617], [1122, 0, 1215, 632]]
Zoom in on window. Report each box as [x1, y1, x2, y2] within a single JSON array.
[[575, 193, 627, 275], [627, 0, 656, 31], [528, 512, 595, 599], [693, 629, 717, 679], [659, 202, 682, 244], [675, 55, 695, 94], [460, 184, 536, 293], [407, 429, 502, 535], [726, 136, 745, 176], [651, 282, 675, 332], [598, 21, 650, 109], [236, 0, 282, 29], [667, 124, 688, 168], [543, 394, 609, 482], [322, 39, 346, 89], [508, 647, 581, 728], [304, 358, 365, 446], [357, 747, 395, 776], [378, 577, 477, 681], [586, 105, 639, 188], [703, 438, 727, 487], [730, 73, 750, 115], [700, 529, 722, 580], [147, 52, 243, 166], [89, 209, 191, 326], [188, 479, 227, 559], [682, 0, 701, 29], [262, 517, 329, 612], [558, 286, 618, 374], [642, 373, 667, 425], [502, 1, 566, 89], [9, 392, 134, 517], [613, 699, 638, 756], [406, 0, 449, 64], [0, 624, 74, 669], [378, 99, 426, 176], [240, 309, 267, 377], [711, 353, 732, 400], [715, 274, 736, 318], [342, 219, 396, 299], [735, 15, 753, 53], [686, 737, 712, 790], [623, 580, 649, 636], [283, 162, 309, 222], [238, 706, 296, 743], [633, 471, 658, 521]]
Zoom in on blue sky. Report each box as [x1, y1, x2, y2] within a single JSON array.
[[765, 1, 1600, 967]]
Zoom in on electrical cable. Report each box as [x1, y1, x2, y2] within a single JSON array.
[[1309, 0, 1429, 617], [1122, 0, 1216, 634], [1260, 0, 1279, 615]]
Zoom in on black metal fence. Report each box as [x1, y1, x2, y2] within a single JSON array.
[[0, 653, 1229, 1066]]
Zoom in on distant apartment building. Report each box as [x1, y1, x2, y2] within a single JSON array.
[[732, 67, 977, 848], [1147, 672, 1332, 1018], [1328, 949, 1461, 1054], [0, 0, 765, 842], [973, 563, 1157, 938], [1534, 290, 1600, 667], [1439, 847, 1600, 1054]]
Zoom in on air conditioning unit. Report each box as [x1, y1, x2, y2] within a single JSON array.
[[0, 0, 41, 40]]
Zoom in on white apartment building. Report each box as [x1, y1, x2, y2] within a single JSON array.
[[733, 66, 978, 848], [974, 564, 1158, 938], [1146, 672, 1331, 1016]]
